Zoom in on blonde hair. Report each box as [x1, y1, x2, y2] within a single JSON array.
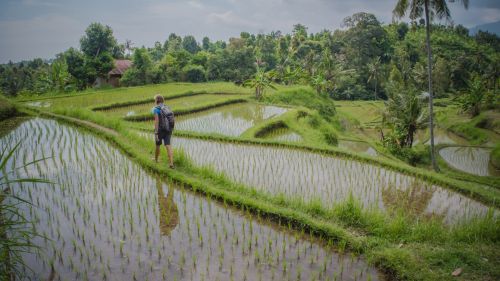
[[154, 94, 164, 104]]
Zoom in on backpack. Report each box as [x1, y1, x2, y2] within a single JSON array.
[[157, 105, 175, 132]]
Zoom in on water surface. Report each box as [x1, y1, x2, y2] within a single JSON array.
[[174, 103, 289, 136], [1, 118, 380, 281], [439, 146, 499, 177], [155, 136, 494, 224]]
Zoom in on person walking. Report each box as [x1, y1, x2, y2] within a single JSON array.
[[152, 94, 175, 168]]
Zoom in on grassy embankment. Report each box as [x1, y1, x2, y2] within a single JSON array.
[[17, 82, 500, 280], [23, 83, 499, 205], [0, 95, 18, 120], [435, 99, 499, 146], [492, 144, 500, 170]]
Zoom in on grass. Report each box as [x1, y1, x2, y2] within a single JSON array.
[[435, 101, 499, 146], [123, 98, 248, 121], [334, 100, 385, 128], [492, 144, 500, 170], [1, 143, 52, 280], [27, 107, 499, 280], [12, 82, 500, 280], [0, 96, 18, 121], [19, 82, 252, 109]]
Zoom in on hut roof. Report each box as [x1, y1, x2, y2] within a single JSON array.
[[109, 59, 132, 75]]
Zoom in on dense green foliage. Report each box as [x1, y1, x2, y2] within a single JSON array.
[[1, 15, 498, 105]]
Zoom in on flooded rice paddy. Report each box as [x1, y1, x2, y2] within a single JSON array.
[[173, 103, 289, 136], [1, 118, 381, 281], [146, 136, 494, 224], [338, 140, 377, 156], [439, 146, 499, 177], [100, 94, 244, 118], [413, 128, 468, 146]]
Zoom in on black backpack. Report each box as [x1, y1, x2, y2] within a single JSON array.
[[157, 105, 175, 132]]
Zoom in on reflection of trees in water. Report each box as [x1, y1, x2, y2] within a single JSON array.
[[221, 104, 262, 122], [156, 178, 179, 236], [381, 182, 445, 222]]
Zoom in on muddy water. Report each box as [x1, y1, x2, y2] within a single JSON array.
[[156, 136, 494, 224], [1, 118, 381, 281], [439, 146, 500, 177], [338, 140, 377, 156], [260, 127, 303, 142], [174, 103, 289, 136]]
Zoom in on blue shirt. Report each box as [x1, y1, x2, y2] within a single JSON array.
[[152, 103, 163, 115]]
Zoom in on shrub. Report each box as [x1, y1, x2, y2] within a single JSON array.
[[322, 128, 338, 146], [182, 65, 206, 83]]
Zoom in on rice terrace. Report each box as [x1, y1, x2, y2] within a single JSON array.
[[0, 0, 499, 280]]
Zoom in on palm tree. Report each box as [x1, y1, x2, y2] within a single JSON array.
[[393, 0, 469, 171], [310, 74, 328, 95], [244, 67, 276, 100], [383, 90, 428, 148], [367, 57, 382, 100]]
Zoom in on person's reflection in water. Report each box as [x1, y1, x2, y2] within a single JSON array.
[[156, 177, 179, 236]]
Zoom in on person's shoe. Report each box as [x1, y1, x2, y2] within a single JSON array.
[[169, 164, 175, 169]]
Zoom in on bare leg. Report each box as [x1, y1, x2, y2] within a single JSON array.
[[165, 145, 174, 167], [155, 145, 161, 162]]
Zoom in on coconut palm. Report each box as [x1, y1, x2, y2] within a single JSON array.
[[367, 57, 382, 100], [383, 89, 428, 148], [393, 0, 469, 171]]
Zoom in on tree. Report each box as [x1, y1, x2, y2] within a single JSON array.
[[64, 48, 88, 89], [367, 57, 382, 99], [393, 0, 469, 171], [202, 37, 210, 51], [383, 83, 428, 148], [244, 67, 275, 100], [182, 65, 206, 82], [79, 23, 119, 85], [182, 35, 200, 54], [49, 58, 70, 92], [121, 47, 153, 86], [80, 23, 118, 58], [459, 74, 485, 117], [124, 39, 134, 57]]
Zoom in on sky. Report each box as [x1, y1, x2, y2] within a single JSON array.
[[0, 0, 499, 63]]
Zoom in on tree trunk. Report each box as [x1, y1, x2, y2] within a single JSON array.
[[425, 1, 439, 172]]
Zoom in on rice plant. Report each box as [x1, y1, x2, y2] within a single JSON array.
[[1, 118, 381, 280], [439, 146, 497, 176], [0, 141, 51, 280], [139, 103, 289, 137], [163, 136, 494, 224]]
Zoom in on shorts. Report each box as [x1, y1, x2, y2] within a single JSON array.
[[155, 131, 172, 146]]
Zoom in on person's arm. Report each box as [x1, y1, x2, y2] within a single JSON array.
[[154, 114, 159, 134]]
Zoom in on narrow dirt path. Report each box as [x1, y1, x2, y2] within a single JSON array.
[[42, 112, 119, 137]]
